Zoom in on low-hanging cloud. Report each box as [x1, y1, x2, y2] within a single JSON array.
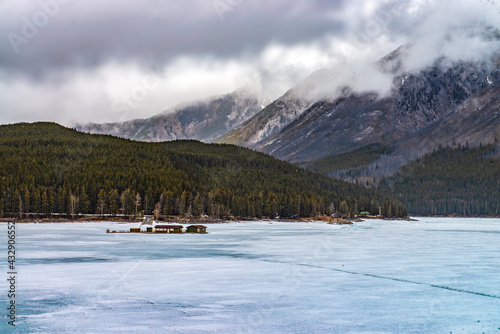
[[0, 0, 499, 125], [292, 0, 500, 101]]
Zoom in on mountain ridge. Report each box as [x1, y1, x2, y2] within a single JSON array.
[[76, 89, 265, 143]]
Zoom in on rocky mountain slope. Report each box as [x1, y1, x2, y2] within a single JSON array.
[[217, 68, 345, 148], [254, 59, 500, 164], [76, 90, 264, 143], [321, 82, 500, 185], [217, 90, 312, 147], [372, 82, 500, 176]]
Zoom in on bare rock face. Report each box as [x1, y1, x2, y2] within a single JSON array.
[[76, 90, 263, 143]]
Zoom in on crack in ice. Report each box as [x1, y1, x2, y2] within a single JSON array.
[[258, 259, 500, 300]]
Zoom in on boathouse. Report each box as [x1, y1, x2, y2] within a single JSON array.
[[186, 225, 207, 233], [155, 225, 183, 233]]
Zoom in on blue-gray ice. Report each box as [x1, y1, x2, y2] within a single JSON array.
[[1, 218, 499, 333]]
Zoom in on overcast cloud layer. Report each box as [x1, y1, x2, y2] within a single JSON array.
[[0, 0, 499, 125]]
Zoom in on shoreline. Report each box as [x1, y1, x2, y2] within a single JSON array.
[[2, 213, 499, 224], [3, 215, 491, 224]]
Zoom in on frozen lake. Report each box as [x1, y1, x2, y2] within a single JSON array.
[[1, 218, 500, 333]]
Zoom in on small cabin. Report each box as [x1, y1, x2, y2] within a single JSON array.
[[130, 228, 141, 233], [186, 225, 207, 233], [155, 225, 183, 233]]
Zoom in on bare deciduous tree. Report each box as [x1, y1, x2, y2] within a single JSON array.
[[69, 193, 78, 219], [135, 192, 141, 217]]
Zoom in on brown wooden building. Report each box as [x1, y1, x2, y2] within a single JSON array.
[[186, 225, 207, 233], [155, 225, 183, 233]]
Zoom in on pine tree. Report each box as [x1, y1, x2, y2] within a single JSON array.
[[108, 189, 119, 215], [192, 193, 203, 217]]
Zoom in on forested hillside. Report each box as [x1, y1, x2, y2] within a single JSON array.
[[300, 144, 393, 175], [0, 122, 407, 219], [379, 144, 500, 216]]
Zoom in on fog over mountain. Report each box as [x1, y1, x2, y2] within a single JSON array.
[[1, 0, 499, 125]]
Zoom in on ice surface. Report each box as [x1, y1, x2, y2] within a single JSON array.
[[1, 218, 500, 333]]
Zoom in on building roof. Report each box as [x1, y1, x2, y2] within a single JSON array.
[[155, 225, 183, 229], [188, 225, 207, 228]]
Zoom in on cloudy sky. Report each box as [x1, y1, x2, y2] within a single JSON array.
[[0, 0, 499, 125]]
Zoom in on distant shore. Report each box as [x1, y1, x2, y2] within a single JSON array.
[[0, 216, 224, 224], [3, 215, 499, 225], [4, 212, 500, 224], [0, 215, 424, 224]]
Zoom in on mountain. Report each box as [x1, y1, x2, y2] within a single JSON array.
[[215, 46, 500, 219], [363, 82, 500, 179], [217, 68, 347, 147], [256, 93, 401, 163], [0, 122, 407, 219], [76, 90, 265, 143], [303, 80, 500, 186], [217, 89, 312, 146], [253, 58, 499, 164], [217, 45, 499, 172]]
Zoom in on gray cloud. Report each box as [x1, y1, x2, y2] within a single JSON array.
[[0, 0, 344, 76], [292, 0, 500, 101], [0, 0, 499, 125]]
